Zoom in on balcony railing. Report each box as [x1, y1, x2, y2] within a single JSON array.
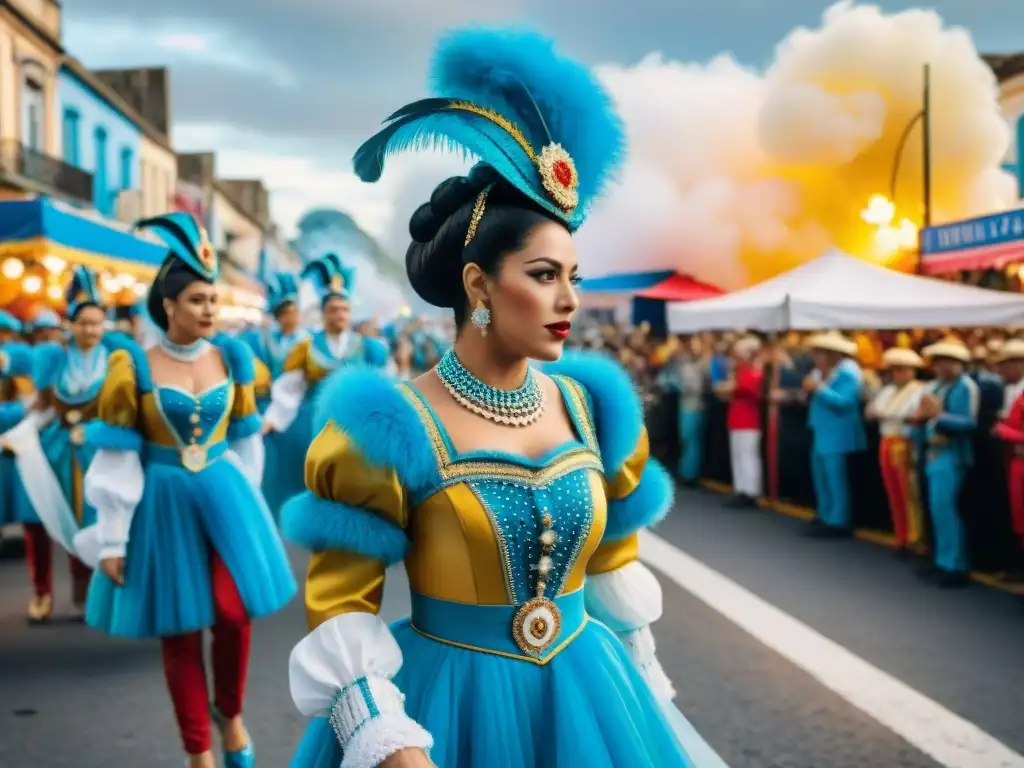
[[0, 140, 94, 205]]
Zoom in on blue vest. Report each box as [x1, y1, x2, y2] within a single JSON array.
[[920, 374, 979, 468]]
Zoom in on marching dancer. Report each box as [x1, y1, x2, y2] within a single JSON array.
[[802, 331, 867, 538], [866, 347, 925, 556], [284, 27, 718, 768], [262, 254, 389, 471], [11, 268, 124, 621], [0, 317, 34, 552], [240, 272, 309, 517], [75, 212, 296, 768], [916, 337, 978, 588]]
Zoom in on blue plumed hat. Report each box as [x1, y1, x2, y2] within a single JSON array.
[[0, 309, 22, 334], [302, 254, 355, 305], [65, 265, 104, 320], [136, 212, 220, 283], [266, 272, 301, 314], [31, 308, 61, 331], [353, 27, 624, 232]]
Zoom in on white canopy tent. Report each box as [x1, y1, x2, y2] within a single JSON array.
[[667, 249, 1024, 332]]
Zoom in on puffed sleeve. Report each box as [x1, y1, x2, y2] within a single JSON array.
[[221, 340, 265, 486], [265, 337, 309, 432], [79, 349, 145, 565], [283, 419, 432, 768], [253, 357, 272, 401], [586, 425, 676, 701]]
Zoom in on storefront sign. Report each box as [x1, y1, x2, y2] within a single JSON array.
[[919, 209, 1024, 274]]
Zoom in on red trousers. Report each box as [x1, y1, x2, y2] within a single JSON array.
[[160, 551, 252, 756], [23, 523, 92, 602], [1007, 456, 1024, 547], [879, 436, 923, 548]]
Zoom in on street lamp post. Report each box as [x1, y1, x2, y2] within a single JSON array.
[[888, 63, 932, 272]]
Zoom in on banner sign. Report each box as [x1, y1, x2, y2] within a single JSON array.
[[920, 209, 1024, 274]]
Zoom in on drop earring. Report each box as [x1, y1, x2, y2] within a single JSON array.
[[471, 300, 491, 337]]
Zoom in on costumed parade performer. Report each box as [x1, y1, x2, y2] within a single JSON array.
[[0, 314, 35, 555], [240, 272, 309, 517], [284, 27, 721, 768], [916, 338, 978, 588], [262, 254, 389, 495], [6, 268, 125, 622], [74, 212, 296, 768]]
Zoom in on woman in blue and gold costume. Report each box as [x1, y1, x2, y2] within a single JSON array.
[[262, 254, 389, 446], [241, 271, 310, 517], [284, 27, 719, 768], [10, 268, 125, 622], [0, 314, 35, 563], [74, 212, 296, 768]]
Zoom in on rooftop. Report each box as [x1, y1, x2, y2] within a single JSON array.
[[982, 53, 1024, 82]]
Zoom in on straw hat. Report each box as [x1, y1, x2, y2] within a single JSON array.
[[922, 337, 971, 363], [994, 338, 1024, 364], [805, 330, 858, 357], [881, 347, 923, 369], [732, 335, 762, 359], [971, 345, 988, 361]]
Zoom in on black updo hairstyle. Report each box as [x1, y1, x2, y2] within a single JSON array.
[[406, 164, 565, 328], [147, 257, 214, 332]]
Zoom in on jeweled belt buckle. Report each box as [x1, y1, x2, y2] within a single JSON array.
[[65, 409, 82, 426], [512, 596, 562, 656], [69, 425, 86, 446], [181, 444, 208, 472]]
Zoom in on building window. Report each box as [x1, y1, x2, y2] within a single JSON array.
[[94, 127, 109, 214], [62, 108, 80, 166], [120, 147, 133, 190], [22, 77, 45, 151]]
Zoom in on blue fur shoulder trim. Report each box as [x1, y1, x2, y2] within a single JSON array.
[[3, 342, 34, 377], [362, 336, 390, 368], [237, 328, 265, 363], [604, 458, 674, 541], [31, 343, 65, 390], [281, 491, 409, 565], [313, 367, 436, 493], [543, 350, 642, 475], [85, 421, 143, 452], [214, 335, 255, 385]]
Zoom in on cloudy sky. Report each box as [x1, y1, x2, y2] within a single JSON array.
[[64, 0, 1023, 247]]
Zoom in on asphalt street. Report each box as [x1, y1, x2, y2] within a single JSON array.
[[0, 488, 1020, 768]]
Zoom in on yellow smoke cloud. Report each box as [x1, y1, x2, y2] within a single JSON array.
[[576, 0, 1017, 289]]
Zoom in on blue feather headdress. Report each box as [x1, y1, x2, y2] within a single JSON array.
[[66, 265, 104, 319], [266, 272, 301, 314], [302, 254, 355, 304], [353, 27, 624, 233], [135, 212, 220, 284]]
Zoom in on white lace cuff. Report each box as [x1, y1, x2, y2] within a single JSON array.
[[289, 613, 433, 763], [341, 711, 433, 768]]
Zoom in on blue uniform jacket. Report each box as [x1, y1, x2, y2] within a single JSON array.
[[808, 358, 867, 455], [921, 374, 979, 468]]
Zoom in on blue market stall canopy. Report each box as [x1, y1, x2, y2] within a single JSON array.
[[581, 270, 676, 293], [581, 270, 723, 300], [920, 208, 1024, 275], [0, 197, 166, 277]]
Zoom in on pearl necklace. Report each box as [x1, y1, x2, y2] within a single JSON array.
[[161, 336, 210, 363]]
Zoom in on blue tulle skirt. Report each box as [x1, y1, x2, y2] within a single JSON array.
[[261, 397, 315, 520], [39, 422, 97, 527], [290, 619, 701, 768], [0, 453, 33, 524], [85, 454, 297, 638]]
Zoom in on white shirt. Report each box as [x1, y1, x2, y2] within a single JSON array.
[[869, 381, 925, 437]]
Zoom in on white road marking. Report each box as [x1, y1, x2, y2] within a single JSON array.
[[640, 530, 1024, 768]]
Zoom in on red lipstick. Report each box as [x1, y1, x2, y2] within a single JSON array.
[[545, 321, 571, 340]]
